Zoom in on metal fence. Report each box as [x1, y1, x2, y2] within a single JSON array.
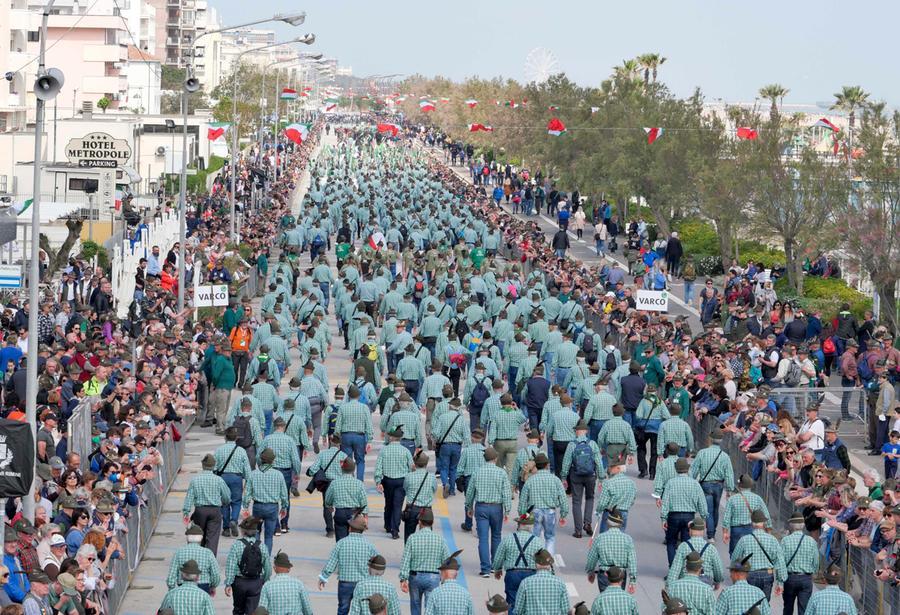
[[67, 398, 193, 615]]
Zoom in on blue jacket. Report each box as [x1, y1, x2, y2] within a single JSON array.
[[2, 553, 28, 602]]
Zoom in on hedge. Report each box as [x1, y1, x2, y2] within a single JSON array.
[[774, 275, 872, 320]]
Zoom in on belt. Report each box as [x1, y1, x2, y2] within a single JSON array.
[[428, 397, 442, 400], [751, 569, 774, 575], [276, 467, 293, 471], [342, 431, 365, 435], [732, 524, 751, 529], [788, 572, 813, 577], [195, 504, 220, 508], [495, 438, 516, 441], [409, 571, 438, 576], [507, 568, 535, 572], [701, 480, 724, 484]]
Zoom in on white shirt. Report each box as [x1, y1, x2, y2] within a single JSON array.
[[798, 418, 825, 450]]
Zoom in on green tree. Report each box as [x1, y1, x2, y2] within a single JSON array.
[[96, 97, 110, 113], [831, 85, 870, 134], [637, 53, 666, 85], [758, 84, 789, 122]]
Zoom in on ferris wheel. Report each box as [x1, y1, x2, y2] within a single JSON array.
[[524, 47, 560, 85]]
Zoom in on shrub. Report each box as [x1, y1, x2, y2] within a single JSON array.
[[695, 255, 724, 277], [774, 275, 872, 320], [676, 220, 719, 257], [79, 240, 109, 270]]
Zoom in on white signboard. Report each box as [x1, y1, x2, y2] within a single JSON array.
[[0, 264, 22, 288], [194, 284, 229, 307], [66, 132, 132, 168], [636, 289, 670, 312]]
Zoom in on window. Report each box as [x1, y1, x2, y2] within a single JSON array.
[[105, 29, 118, 45], [27, 31, 40, 42]]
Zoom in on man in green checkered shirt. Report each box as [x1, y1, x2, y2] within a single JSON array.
[[252, 379, 281, 434], [715, 555, 771, 615], [595, 460, 636, 531], [259, 551, 314, 614], [653, 442, 682, 500], [306, 433, 348, 538], [511, 430, 542, 491], [491, 513, 544, 610], [731, 509, 786, 601], [375, 429, 414, 539], [488, 394, 527, 480], [722, 474, 771, 556], [213, 427, 252, 538], [585, 508, 637, 593], [159, 560, 215, 615], [667, 515, 724, 588], [518, 453, 568, 555], [561, 421, 605, 537], [224, 517, 271, 615], [325, 457, 369, 541], [350, 555, 401, 615], [656, 404, 694, 457], [182, 454, 230, 556], [399, 508, 449, 615], [336, 386, 374, 480], [779, 512, 820, 615], [466, 447, 512, 575], [661, 458, 708, 566], [242, 448, 289, 554], [583, 377, 616, 441], [667, 553, 714, 615], [689, 428, 735, 541], [479, 379, 505, 431], [260, 417, 303, 534], [432, 398, 470, 497], [403, 453, 436, 541], [803, 565, 857, 615], [588, 566, 637, 614], [318, 514, 380, 615], [514, 549, 570, 615], [276, 397, 312, 456], [596, 405, 636, 467], [424, 550, 473, 615], [457, 430, 486, 531], [227, 388, 266, 430], [545, 394, 578, 476], [165, 525, 220, 592], [385, 393, 426, 453]]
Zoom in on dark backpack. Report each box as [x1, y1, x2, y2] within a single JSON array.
[[444, 283, 456, 298], [605, 350, 617, 373], [238, 538, 264, 578], [470, 376, 489, 412], [326, 404, 340, 436], [454, 318, 469, 342], [783, 361, 802, 387], [572, 440, 596, 477], [233, 415, 253, 449], [857, 353, 874, 381], [312, 233, 325, 247]]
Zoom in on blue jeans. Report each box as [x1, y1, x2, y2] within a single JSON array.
[[589, 419, 607, 446], [475, 502, 503, 574], [684, 280, 695, 305], [319, 282, 330, 310], [437, 443, 462, 491], [220, 472, 243, 528], [505, 569, 535, 615], [599, 509, 629, 532], [252, 501, 279, 555], [409, 572, 440, 615], [532, 508, 558, 554], [595, 239, 606, 256], [263, 408, 273, 436], [341, 432, 367, 480], [554, 366, 571, 388], [783, 573, 813, 615], [729, 524, 752, 556], [665, 511, 694, 565], [400, 439, 416, 456], [337, 580, 356, 615], [747, 570, 774, 602], [555, 249, 566, 259], [700, 482, 724, 539], [277, 467, 293, 527]]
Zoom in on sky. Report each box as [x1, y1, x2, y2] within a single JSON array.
[[213, 0, 900, 108]]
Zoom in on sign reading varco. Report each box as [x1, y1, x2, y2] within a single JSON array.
[[636, 289, 670, 312], [66, 132, 132, 168], [194, 284, 229, 308]]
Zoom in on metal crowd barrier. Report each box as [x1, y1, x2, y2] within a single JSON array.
[[67, 395, 99, 463]]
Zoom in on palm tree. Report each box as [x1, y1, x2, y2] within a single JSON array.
[[637, 53, 667, 84], [758, 84, 789, 122], [614, 59, 641, 81], [831, 85, 870, 132]]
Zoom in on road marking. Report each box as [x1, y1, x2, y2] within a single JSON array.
[[565, 582, 579, 597], [554, 553, 566, 568]]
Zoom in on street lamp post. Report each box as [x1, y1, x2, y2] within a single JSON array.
[[175, 12, 308, 312]]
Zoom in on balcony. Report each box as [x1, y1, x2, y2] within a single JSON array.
[[0, 94, 25, 112], [83, 44, 126, 63], [9, 9, 38, 32], [82, 75, 125, 95]]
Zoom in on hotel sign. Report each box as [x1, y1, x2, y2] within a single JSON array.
[[66, 132, 132, 168]]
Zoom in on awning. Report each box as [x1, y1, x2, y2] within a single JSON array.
[[14, 201, 83, 224]]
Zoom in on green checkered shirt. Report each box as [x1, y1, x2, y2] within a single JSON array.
[[258, 573, 314, 615], [667, 537, 725, 585], [660, 475, 707, 520], [689, 445, 735, 491], [432, 411, 470, 444], [546, 407, 578, 443], [561, 437, 605, 479], [635, 396, 667, 421], [780, 531, 820, 574], [242, 466, 289, 511], [667, 575, 715, 615], [657, 417, 695, 455], [538, 396, 562, 432], [159, 581, 215, 615], [424, 579, 474, 615], [589, 586, 638, 615], [803, 586, 857, 615], [213, 442, 251, 480], [324, 474, 369, 512], [374, 442, 413, 483], [224, 537, 272, 586], [596, 417, 637, 455], [307, 447, 347, 482], [422, 373, 451, 400], [732, 529, 787, 583], [584, 391, 616, 422], [480, 394, 502, 429], [488, 406, 527, 443], [386, 409, 425, 448], [465, 463, 512, 514], [722, 490, 770, 529], [553, 341, 579, 368], [277, 410, 312, 449], [714, 580, 771, 615], [319, 534, 379, 583], [336, 400, 374, 441], [511, 445, 541, 485], [595, 473, 636, 513], [165, 543, 220, 589], [457, 443, 486, 477], [585, 527, 637, 581], [252, 382, 281, 412], [492, 530, 545, 571], [396, 356, 425, 381], [260, 432, 301, 473], [399, 527, 449, 580], [514, 570, 570, 615], [506, 341, 529, 369], [350, 576, 401, 615], [519, 470, 569, 517], [182, 470, 230, 516], [404, 469, 436, 507], [227, 395, 265, 430], [653, 456, 678, 498]]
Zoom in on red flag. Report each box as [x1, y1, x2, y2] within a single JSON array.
[[643, 127, 664, 144], [814, 118, 840, 132], [736, 127, 758, 141], [547, 118, 567, 136], [207, 127, 225, 141], [376, 123, 400, 136], [468, 123, 493, 132]]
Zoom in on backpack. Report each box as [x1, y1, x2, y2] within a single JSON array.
[[444, 283, 456, 298], [312, 233, 325, 247], [414, 280, 424, 293], [519, 451, 538, 485], [232, 415, 253, 449], [366, 344, 378, 362], [783, 361, 802, 387], [238, 538, 264, 578], [681, 261, 696, 281], [449, 352, 467, 369], [572, 440, 596, 477], [822, 337, 836, 355], [857, 353, 874, 381], [326, 405, 340, 435], [605, 350, 617, 373], [454, 318, 469, 343], [470, 376, 489, 411]]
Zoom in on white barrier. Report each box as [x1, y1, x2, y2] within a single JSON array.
[[110, 209, 181, 317]]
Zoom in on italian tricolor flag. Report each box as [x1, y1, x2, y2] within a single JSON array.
[[547, 118, 567, 136], [548, 105, 559, 111], [814, 118, 840, 133], [464, 99, 478, 108], [644, 127, 664, 144], [207, 122, 230, 141], [439, 97, 450, 104], [368, 231, 386, 250], [323, 98, 339, 112], [284, 123, 310, 145], [419, 100, 436, 112], [280, 88, 298, 100], [377, 123, 400, 136]]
